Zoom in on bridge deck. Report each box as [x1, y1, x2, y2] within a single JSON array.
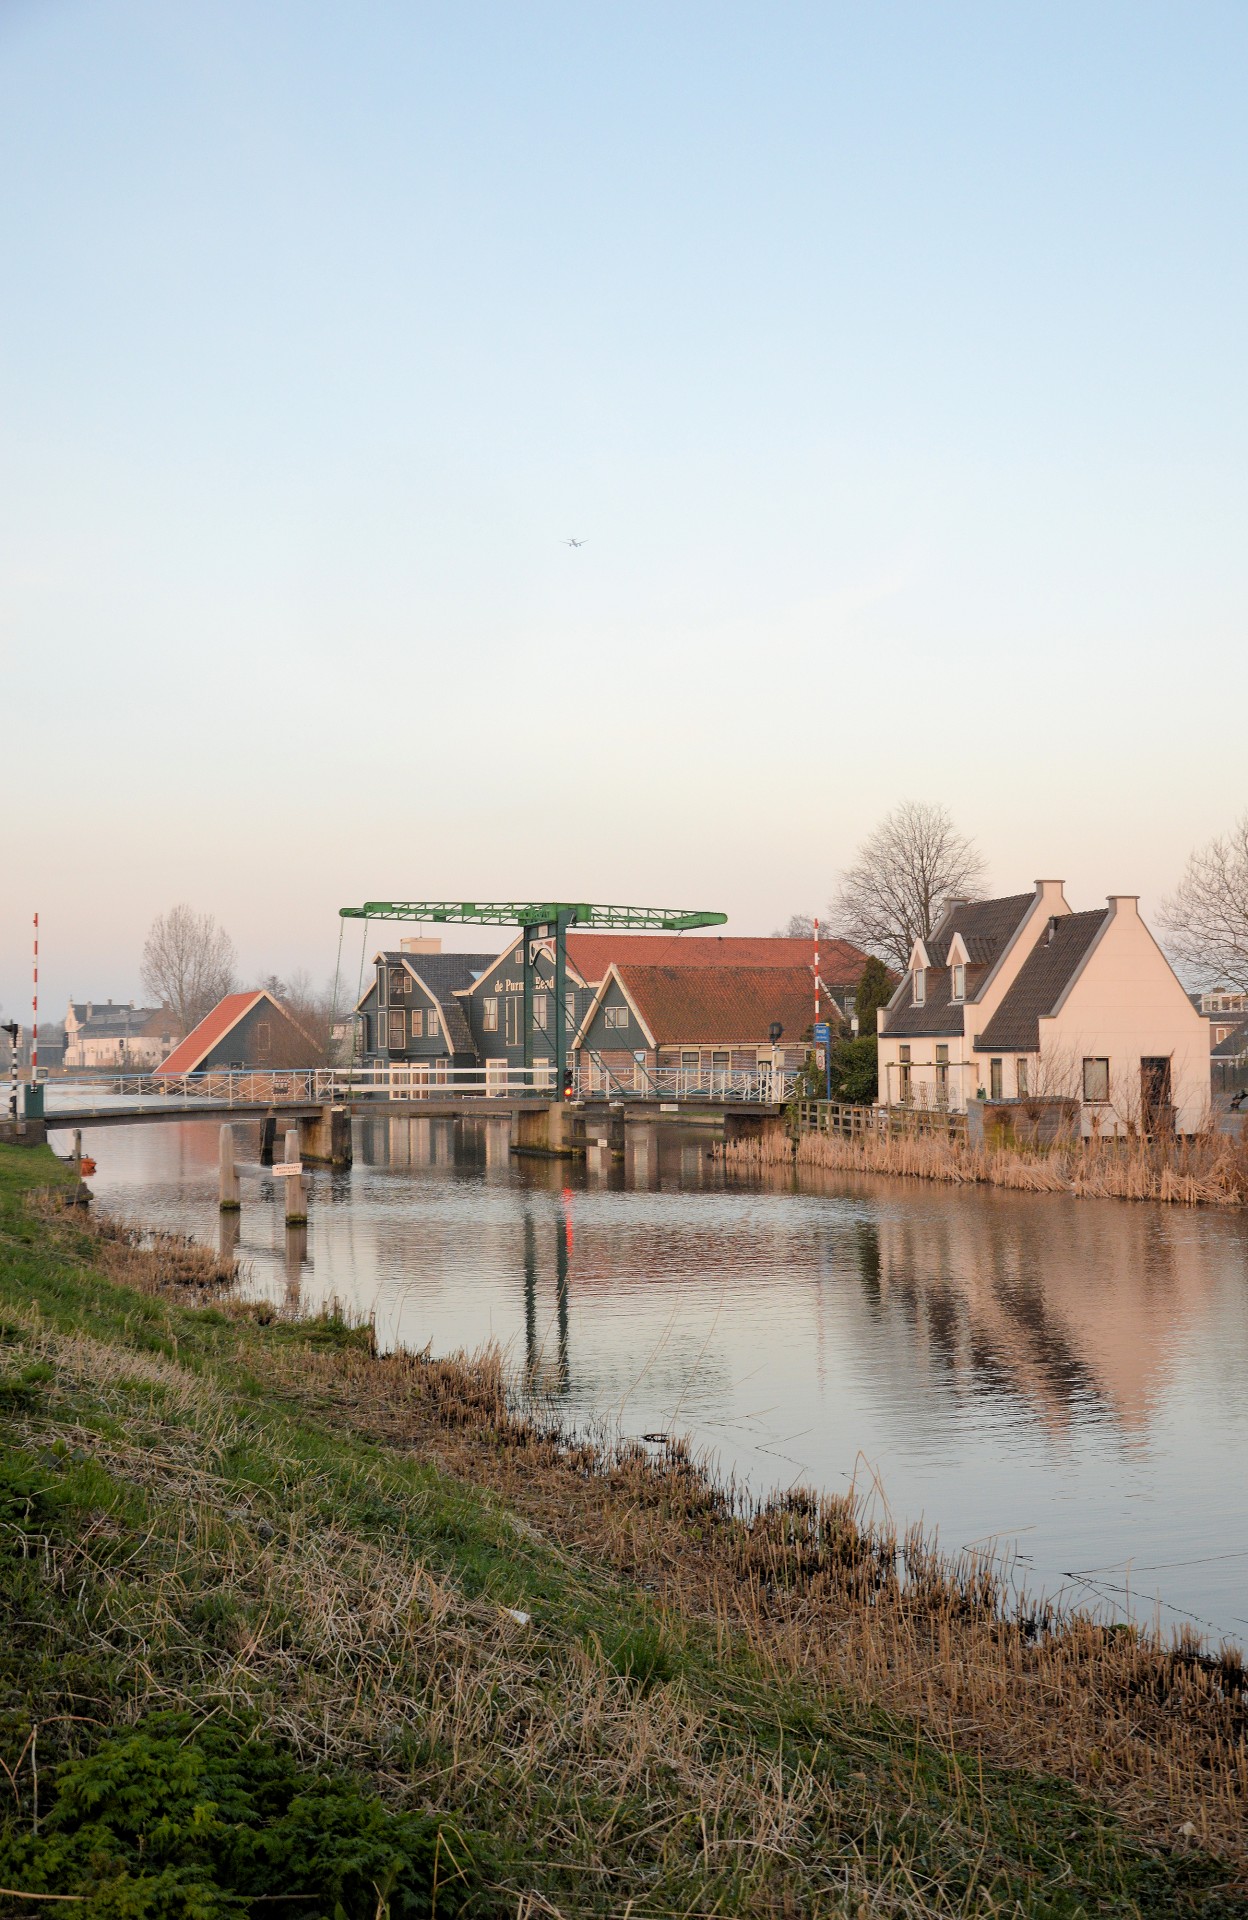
[[42, 1095, 780, 1131]]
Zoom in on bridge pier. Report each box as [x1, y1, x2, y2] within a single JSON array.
[[510, 1100, 578, 1158], [299, 1105, 353, 1168]]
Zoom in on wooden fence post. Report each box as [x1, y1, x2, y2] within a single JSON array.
[[284, 1126, 307, 1227], [219, 1124, 240, 1212]]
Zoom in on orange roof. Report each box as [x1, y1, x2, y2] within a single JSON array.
[[564, 932, 866, 986], [154, 991, 269, 1075], [601, 964, 831, 1048]]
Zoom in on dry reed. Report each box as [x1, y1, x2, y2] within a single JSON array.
[[719, 1119, 1248, 1207]]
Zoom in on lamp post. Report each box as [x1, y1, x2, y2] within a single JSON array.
[[768, 1021, 784, 1104]]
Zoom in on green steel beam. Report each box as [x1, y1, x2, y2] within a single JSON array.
[[338, 900, 727, 931]]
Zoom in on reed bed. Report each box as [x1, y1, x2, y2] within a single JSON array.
[[719, 1118, 1248, 1206]]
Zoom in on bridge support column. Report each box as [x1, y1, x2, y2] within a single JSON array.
[[299, 1105, 353, 1168], [219, 1125, 240, 1211], [510, 1100, 578, 1158]]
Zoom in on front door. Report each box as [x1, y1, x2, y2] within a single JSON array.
[[1141, 1056, 1173, 1131]]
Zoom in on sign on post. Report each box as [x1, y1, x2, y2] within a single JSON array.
[[272, 1162, 304, 1177], [813, 1022, 830, 1044]]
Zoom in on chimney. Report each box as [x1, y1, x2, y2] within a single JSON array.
[[1108, 895, 1140, 917], [400, 937, 442, 954]]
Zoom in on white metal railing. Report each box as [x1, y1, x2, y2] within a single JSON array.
[[571, 1061, 797, 1103], [42, 1059, 797, 1117]]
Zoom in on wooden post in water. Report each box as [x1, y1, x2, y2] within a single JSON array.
[[283, 1126, 307, 1227], [219, 1124, 240, 1212]]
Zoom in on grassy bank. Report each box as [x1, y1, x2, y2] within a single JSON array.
[[2, 1144, 1247, 1916], [720, 1120, 1248, 1206]]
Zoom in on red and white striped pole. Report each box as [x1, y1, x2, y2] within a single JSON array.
[[32, 912, 38, 1082], [814, 916, 820, 1029]]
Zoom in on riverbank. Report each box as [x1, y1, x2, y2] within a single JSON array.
[[2, 1144, 1247, 1915], [720, 1117, 1248, 1206]]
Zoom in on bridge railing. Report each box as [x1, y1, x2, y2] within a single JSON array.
[[571, 1061, 797, 1103]]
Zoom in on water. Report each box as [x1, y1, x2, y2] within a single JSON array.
[[47, 1113, 1248, 1646]]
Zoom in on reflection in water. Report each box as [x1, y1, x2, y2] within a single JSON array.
[[51, 1113, 1248, 1645]]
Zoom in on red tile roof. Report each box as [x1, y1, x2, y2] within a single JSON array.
[[153, 991, 269, 1075], [565, 932, 865, 986], [608, 965, 830, 1047]]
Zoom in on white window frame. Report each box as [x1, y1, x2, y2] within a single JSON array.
[[1082, 1057, 1110, 1104], [912, 968, 926, 1007], [951, 963, 965, 1002], [533, 993, 548, 1032], [483, 997, 499, 1033]]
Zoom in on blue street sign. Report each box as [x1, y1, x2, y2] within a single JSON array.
[[813, 1022, 830, 1044]]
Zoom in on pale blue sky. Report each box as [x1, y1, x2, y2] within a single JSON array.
[[4, 2, 1246, 1012]]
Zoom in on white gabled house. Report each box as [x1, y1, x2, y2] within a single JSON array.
[[876, 881, 1210, 1134]]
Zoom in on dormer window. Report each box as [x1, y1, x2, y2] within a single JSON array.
[[912, 967, 926, 1007], [951, 963, 966, 1002]]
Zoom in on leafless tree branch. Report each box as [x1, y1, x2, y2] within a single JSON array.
[[830, 801, 987, 970]]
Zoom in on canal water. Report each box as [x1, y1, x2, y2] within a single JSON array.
[[49, 1113, 1248, 1647]]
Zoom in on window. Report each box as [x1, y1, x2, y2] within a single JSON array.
[[254, 1020, 271, 1057], [604, 1004, 629, 1030], [989, 1058, 1003, 1100], [378, 971, 387, 1008], [410, 1009, 424, 1039], [388, 1011, 406, 1050], [936, 1043, 949, 1102], [1016, 1058, 1029, 1098], [565, 990, 576, 1029], [899, 1044, 911, 1104], [533, 993, 548, 1031], [390, 969, 405, 998], [427, 1009, 440, 1041], [951, 963, 966, 1002], [403, 974, 412, 995], [483, 997, 499, 1033], [504, 997, 521, 1047], [912, 968, 926, 1007], [1082, 1057, 1110, 1103], [358, 1015, 370, 1053]]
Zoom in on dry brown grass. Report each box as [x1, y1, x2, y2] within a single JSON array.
[[720, 1119, 1248, 1206], [13, 1184, 1248, 1913]]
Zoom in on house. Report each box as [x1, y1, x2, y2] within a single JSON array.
[[355, 932, 869, 1082], [154, 991, 314, 1075], [876, 881, 1210, 1134], [572, 964, 827, 1093], [1189, 988, 1248, 1050], [64, 1000, 180, 1070], [355, 942, 499, 1071]]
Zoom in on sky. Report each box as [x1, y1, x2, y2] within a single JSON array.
[[4, 1, 1246, 1017]]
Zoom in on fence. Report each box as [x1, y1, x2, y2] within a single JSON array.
[[797, 1100, 969, 1143]]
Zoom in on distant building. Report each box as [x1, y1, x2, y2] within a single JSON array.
[[1188, 988, 1248, 1050], [572, 963, 828, 1094], [154, 991, 313, 1075], [876, 881, 1210, 1134], [354, 944, 499, 1071], [64, 1000, 179, 1070]]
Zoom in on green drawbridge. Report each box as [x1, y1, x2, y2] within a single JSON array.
[[338, 901, 728, 1091]]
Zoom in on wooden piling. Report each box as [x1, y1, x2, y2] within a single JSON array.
[[219, 1124, 240, 1212], [283, 1126, 307, 1227]]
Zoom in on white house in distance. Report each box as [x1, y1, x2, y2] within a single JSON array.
[[876, 881, 1210, 1134]]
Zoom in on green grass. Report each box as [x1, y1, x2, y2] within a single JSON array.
[[0, 1141, 1244, 1918]]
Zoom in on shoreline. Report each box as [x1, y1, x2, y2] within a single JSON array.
[[719, 1115, 1248, 1207], [3, 1139, 1247, 1915]]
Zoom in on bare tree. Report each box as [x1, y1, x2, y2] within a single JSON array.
[[1160, 815, 1248, 990], [772, 913, 815, 938], [830, 801, 987, 970], [140, 904, 237, 1036]]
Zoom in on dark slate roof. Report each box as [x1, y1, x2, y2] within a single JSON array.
[[1212, 1019, 1248, 1060], [878, 965, 994, 1037], [925, 893, 1036, 968], [973, 911, 1108, 1053], [439, 999, 477, 1058], [381, 951, 495, 996], [881, 893, 1037, 1037]]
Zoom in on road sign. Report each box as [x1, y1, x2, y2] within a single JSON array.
[[271, 1162, 304, 1177], [813, 1021, 830, 1044]]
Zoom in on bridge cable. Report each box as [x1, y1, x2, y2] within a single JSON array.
[[328, 915, 346, 1076]]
